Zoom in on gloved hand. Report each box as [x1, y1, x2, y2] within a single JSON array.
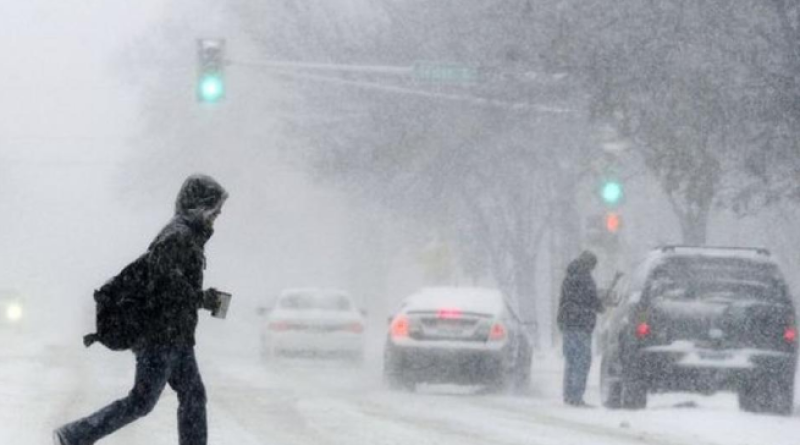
[[202, 288, 222, 312]]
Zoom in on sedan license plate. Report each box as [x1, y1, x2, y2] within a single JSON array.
[[439, 325, 465, 335], [698, 351, 733, 360], [434, 322, 467, 336]]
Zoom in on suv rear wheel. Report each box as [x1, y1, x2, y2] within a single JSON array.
[[620, 371, 648, 409], [601, 355, 647, 409], [739, 373, 794, 415]]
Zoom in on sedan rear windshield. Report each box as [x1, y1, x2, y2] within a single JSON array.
[[647, 257, 790, 304], [280, 293, 352, 311]]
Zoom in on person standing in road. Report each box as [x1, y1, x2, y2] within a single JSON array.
[[54, 174, 229, 445], [557, 250, 603, 407]]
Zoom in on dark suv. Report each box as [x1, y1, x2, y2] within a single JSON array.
[[599, 246, 798, 415]]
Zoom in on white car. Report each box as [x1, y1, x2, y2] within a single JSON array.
[[383, 287, 532, 392], [259, 288, 366, 360]]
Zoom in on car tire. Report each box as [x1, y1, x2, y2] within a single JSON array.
[[383, 346, 415, 392], [739, 373, 794, 415], [738, 382, 756, 413], [739, 376, 768, 413], [620, 367, 647, 410], [770, 375, 795, 415], [384, 370, 415, 392], [485, 368, 511, 394], [600, 356, 623, 409], [510, 352, 532, 394], [351, 350, 366, 364], [259, 336, 274, 362]]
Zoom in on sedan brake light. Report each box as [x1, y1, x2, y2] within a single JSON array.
[[489, 322, 507, 341], [269, 321, 291, 331], [437, 308, 462, 319], [390, 315, 410, 339], [347, 322, 364, 334], [635, 322, 651, 339]]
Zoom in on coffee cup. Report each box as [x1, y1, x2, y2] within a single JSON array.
[[212, 291, 232, 319]]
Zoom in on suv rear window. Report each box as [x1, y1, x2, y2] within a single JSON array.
[[647, 257, 790, 305]]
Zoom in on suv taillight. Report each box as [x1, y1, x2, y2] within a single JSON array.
[[785, 327, 797, 343], [635, 322, 651, 339], [390, 315, 409, 339]]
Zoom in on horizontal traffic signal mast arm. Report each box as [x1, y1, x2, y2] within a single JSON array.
[[231, 58, 574, 114], [228, 59, 413, 76]]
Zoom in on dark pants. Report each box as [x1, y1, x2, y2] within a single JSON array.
[[59, 346, 207, 445], [562, 330, 592, 404]]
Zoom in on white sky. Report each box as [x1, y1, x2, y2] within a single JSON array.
[[0, 1, 163, 161], [0, 1, 168, 334]]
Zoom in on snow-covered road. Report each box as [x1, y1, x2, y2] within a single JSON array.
[[3, 334, 799, 445]]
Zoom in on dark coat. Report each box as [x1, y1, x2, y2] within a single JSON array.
[[557, 253, 603, 332], [138, 175, 227, 349]]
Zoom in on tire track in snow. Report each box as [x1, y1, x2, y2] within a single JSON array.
[[205, 358, 720, 445], [207, 361, 510, 445], [365, 392, 721, 445], [206, 360, 602, 445]]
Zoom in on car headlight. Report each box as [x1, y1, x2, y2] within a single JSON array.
[[6, 304, 22, 322]]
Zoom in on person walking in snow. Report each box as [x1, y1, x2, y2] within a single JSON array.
[[54, 174, 229, 445], [557, 250, 603, 407]]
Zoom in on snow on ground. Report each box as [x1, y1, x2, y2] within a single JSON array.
[[2, 329, 799, 445]]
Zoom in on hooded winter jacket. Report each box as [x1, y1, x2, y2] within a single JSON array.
[[138, 174, 228, 348], [557, 251, 603, 332]]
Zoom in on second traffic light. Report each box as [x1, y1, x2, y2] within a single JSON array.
[[605, 212, 621, 233], [197, 39, 226, 103], [600, 179, 623, 206]]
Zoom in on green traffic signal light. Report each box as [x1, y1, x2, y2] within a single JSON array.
[[198, 74, 224, 103], [601, 180, 623, 205], [197, 39, 226, 104]]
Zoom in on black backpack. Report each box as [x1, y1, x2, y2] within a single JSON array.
[[83, 253, 153, 351]]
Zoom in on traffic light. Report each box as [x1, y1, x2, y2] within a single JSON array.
[[598, 178, 623, 234], [197, 39, 225, 103], [605, 212, 621, 233], [600, 179, 623, 206], [585, 213, 620, 246]]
